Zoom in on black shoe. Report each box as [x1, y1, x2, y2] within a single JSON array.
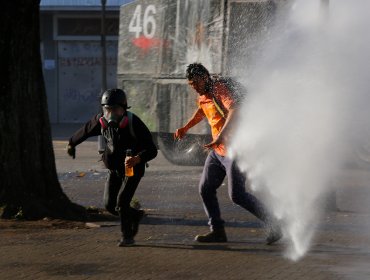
[[195, 228, 227, 243], [118, 238, 135, 247], [132, 209, 145, 237], [266, 226, 282, 245]]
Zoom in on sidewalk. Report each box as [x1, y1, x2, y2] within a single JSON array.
[[51, 123, 86, 141], [1, 125, 370, 279]]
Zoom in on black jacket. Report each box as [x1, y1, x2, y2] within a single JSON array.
[[69, 112, 158, 172]]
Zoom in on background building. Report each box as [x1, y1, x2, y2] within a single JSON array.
[[40, 0, 133, 124]]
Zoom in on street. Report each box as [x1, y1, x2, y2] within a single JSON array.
[[1, 137, 370, 279]]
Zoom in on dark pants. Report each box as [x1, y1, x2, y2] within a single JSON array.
[[199, 150, 269, 230], [103, 169, 143, 239]]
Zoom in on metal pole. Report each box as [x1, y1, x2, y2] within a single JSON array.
[[101, 0, 107, 92], [98, 0, 107, 153]]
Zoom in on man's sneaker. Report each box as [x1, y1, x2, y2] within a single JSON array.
[[132, 209, 145, 237], [266, 226, 282, 245], [195, 228, 227, 243], [118, 238, 135, 247]]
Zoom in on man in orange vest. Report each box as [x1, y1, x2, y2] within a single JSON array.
[[175, 63, 281, 244]]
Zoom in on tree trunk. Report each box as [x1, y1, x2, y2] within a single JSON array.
[[0, 1, 86, 220]]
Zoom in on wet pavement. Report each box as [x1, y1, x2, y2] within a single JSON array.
[[1, 125, 370, 279]]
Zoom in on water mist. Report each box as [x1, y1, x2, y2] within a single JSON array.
[[230, 0, 370, 261]]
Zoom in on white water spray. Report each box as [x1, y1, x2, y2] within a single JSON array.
[[230, 0, 370, 261]]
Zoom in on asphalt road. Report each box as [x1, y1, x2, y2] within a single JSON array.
[[1, 130, 370, 279]]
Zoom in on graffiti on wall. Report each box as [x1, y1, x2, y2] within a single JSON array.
[[63, 88, 99, 103], [60, 57, 117, 67], [58, 41, 118, 123]]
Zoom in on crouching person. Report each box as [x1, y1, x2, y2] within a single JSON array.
[[67, 88, 157, 246]]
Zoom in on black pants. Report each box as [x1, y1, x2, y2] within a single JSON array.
[[103, 169, 143, 239]]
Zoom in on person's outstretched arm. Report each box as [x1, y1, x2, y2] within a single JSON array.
[[174, 108, 205, 139], [67, 114, 101, 159]]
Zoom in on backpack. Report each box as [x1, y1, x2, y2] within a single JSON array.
[[211, 75, 247, 118], [126, 111, 136, 139]]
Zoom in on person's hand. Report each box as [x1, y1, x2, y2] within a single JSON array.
[[174, 127, 187, 140], [66, 144, 76, 159], [204, 136, 223, 150], [125, 155, 141, 168]]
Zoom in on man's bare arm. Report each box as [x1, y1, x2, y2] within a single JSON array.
[[174, 108, 205, 139]]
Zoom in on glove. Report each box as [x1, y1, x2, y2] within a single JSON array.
[[67, 144, 76, 159]]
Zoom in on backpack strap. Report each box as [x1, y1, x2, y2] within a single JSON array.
[[99, 116, 108, 129], [210, 77, 227, 119], [212, 96, 226, 119], [127, 111, 136, 139]]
